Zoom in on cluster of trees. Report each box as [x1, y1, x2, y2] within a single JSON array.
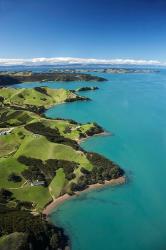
[[5, 104, 45, 114], [18, 156, 79, 184], [24, 105, 45, 114], [25, 122, 80, 150], [55, 117, 80, 125], [70, 152, 124, 192], [0, 111, 9, 127], [0, 188, 13, 204], [0, 96, 4, 103], [0, 109, 30, 127], [0, 108, 44, 129], [76, 86, 99, 92], [8, 173, 22, 183], [16, 200, 33, 210], [45, 159, 77, 181], [65, 95, 89, 102], [34, 87, 50, 96], [18, 156, 47, 184], [70, 176, 87, 192], [18, 93, 24, 98], [25, 122, 60, 138], [63, 126, 72, 134], [0, 205, 69, 249], [0, 75, 20, 85], [86, 152, 124, 180], [0, 187, 69, 249], [85, 122, 104, 136], [0, 110, 19, 122]]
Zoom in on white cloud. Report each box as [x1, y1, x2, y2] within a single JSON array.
[[0, 57, 165, 66]]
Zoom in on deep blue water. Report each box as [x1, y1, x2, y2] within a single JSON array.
[[14, 71, 166, 250]]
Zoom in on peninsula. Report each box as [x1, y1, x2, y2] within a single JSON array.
[[0, 86, 124, 249], [0, 72, 107, 86], [0, 86, 89, 113]]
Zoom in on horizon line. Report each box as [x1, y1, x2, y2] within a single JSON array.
[[0, 57, 165, 66]]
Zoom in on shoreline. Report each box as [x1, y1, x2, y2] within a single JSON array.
[[77, 131, 111, 144], [43, 176, 126, 216]]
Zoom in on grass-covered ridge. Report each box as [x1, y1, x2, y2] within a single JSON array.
[[0, 86, 88, 111]]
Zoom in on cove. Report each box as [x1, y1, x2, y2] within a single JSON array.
[[15, 71, 166, 250]]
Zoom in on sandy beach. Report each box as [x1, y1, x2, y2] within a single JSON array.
[[43, 176, 126, 216]]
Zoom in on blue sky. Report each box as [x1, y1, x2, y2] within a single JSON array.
[[0, 0, 166, 62]]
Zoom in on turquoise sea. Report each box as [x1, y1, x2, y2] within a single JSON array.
[[14, 70, 166, 250]]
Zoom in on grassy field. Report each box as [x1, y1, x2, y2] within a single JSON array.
[[13, 186, 52, 211], [0, 158, 27, 188], [49, 168, 66, 199], [14, 136, 92, 168]]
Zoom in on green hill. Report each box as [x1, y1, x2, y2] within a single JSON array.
[[0, 86, 88, 111], [0, 71, 107, 86]]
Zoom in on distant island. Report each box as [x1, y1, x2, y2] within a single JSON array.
[[49, 68, 159, 74], [0, 71, 107, 86], [0, 85, 124, 249]]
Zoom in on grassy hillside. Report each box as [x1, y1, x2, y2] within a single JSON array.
[[0, 107, 123, 210], [0, 104, 107, 208], [0, 86, 88, 110], [0, 108, 38, 127], [0, 86, 124, 249], [49, 168, 66, 198]]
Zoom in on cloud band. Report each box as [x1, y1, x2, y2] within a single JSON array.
[[0, 57, 164, 66]]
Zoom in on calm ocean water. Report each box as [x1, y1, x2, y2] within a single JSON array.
[[14, 71, 166, 250]]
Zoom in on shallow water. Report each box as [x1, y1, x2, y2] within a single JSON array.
[[15, 71, 166, 250]]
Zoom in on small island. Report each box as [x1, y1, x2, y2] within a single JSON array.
[[57, 68, 159, 74], [75, 86, 99, 92], [0, 86, 125, 249]]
